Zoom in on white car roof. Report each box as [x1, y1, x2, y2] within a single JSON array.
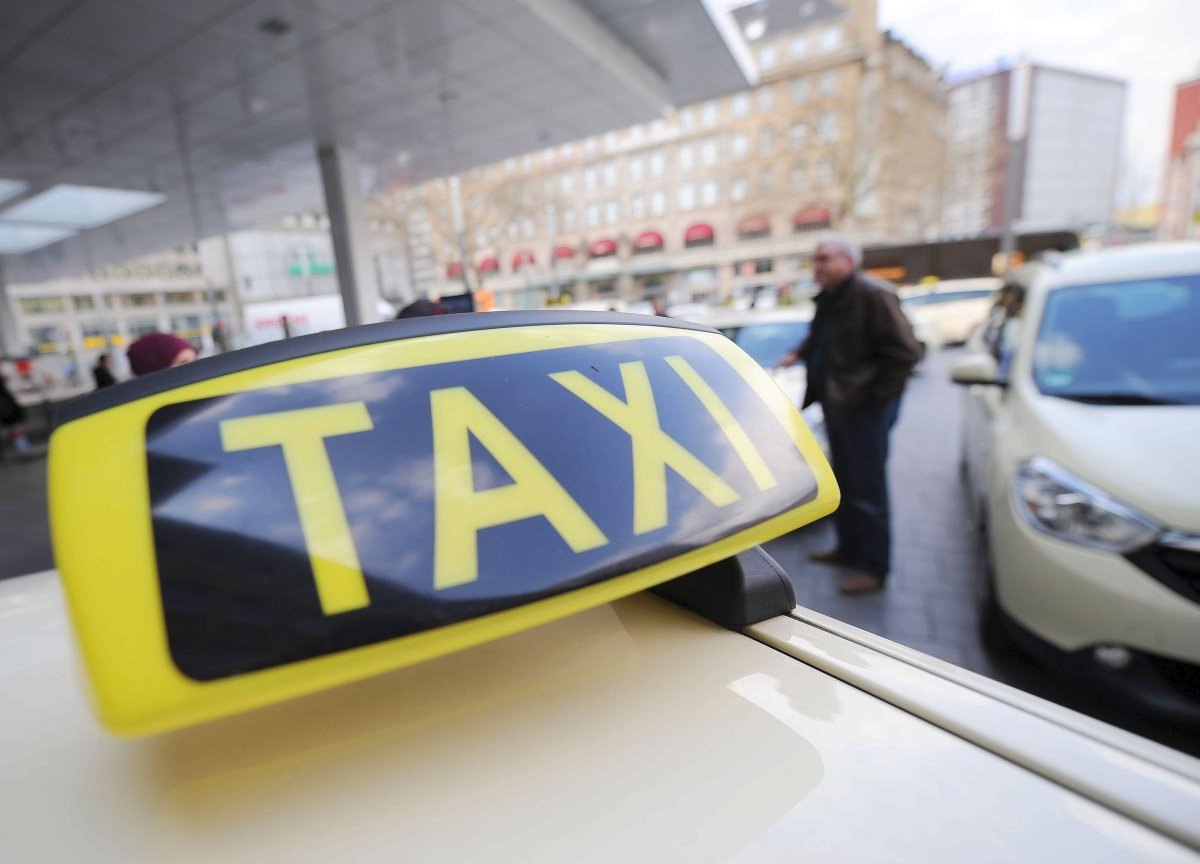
[[685, 306, 815, 327], [5, 569, 1200, 861], [1042, 242, 1200, 290]]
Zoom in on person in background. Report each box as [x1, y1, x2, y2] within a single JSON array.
[[776, 235, 921, 595], [397, 297, 446, 319], [126, 332, 197, 377], [92, 354, 116, 389]]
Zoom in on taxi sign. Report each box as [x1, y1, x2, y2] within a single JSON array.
[[49, 312, 837, 735]]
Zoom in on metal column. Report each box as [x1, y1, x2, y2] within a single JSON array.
[[0, 261, 23, 358], [317, 145, 381, 327]]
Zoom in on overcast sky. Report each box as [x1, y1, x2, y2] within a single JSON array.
[[877, 0, 1200, 208]]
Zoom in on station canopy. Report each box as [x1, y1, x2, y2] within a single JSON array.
[[0, 0, 754, 282]]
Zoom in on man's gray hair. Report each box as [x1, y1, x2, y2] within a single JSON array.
[[817, 234, 863, 269]]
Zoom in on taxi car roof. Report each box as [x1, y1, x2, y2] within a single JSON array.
[[4, 568, 1200, 861]]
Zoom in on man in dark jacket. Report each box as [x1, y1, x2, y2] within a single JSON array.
[[778, 236, 921, 594]]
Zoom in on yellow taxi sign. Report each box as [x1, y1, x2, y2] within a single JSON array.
[[49, 313, 837, 735]]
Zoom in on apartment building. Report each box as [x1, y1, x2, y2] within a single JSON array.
[[384, 0, 945, 310]]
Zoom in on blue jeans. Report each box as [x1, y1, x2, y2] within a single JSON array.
[[825, 399, 901, 579]]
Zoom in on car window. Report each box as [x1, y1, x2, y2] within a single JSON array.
[[1034, 275, 1200, 404], [720, 321, 810, 368]]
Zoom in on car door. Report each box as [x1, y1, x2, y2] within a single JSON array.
[[959, 305, 1016, 524]]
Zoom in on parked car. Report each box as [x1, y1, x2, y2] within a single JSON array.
[[952, 244, 1200, 724], [683, 306, 825, 437], [901, 277, 1000, 346], [7, 311, 1199, 860]]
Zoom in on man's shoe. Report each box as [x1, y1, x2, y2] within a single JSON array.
[[838, 571, 884, 595], [808, 548, 846, 565]]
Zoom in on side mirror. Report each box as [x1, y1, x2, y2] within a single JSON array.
[[950, 353, 1005, 387]]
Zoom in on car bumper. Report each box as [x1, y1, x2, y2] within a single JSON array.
[[990, 489, 1200, 666]]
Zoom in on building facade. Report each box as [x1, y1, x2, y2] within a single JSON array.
[[384, 0, 945, 310], [1161, 77, 1200, 241], [943, 63, 1126, 240]]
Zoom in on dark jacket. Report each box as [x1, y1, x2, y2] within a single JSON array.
[[799, 271, 921, 419]]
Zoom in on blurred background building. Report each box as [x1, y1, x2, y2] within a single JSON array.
[[942, 62, 1126, 240], [1160, 76, 1200, 241], [383, 0, 946, 310]]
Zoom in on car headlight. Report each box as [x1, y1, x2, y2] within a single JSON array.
[[1012, 457, 1160, 553]]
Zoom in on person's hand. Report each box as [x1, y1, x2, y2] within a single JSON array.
[[774, 350, 798, 369]]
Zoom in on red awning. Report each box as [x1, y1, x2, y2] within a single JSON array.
[[634, 230, 664, 250], [589, 238, 617, 258], [794, 205, 832, 226], [553, 244, 576, 260], [683, 223, 714, 244], [512, 251, 535, 269], [446, 262, 464, 278], [478, 257, 500, 273], [736, 214, 771, 237]]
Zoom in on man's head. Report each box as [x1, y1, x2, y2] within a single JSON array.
[[812, 235, 861, 289]]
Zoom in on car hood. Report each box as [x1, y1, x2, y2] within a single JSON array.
[[4, 571, 1194, 861], [1024, 395, 1200, 531]]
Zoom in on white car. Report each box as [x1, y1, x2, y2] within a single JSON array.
[[901, 277, 1000, 347], [6, 310, 1200, 860], [683, 307, 826, 440], [952, 243, 1200, 723]]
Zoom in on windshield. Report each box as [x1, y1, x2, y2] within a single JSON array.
[[1033, 275, 1200, 404], [719, 321, 810, 368]]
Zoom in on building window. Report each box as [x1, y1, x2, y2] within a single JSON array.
[[628, 154, 644, 183], [759, 125, 776, 154], [649, 149, 666, 177], [820, 25, 843, 53], [165, 291, 197, 304], [731, 132, 750, 160], [18, 296, 66, 315], [819, 69, 838, 96], [791, 162, 808, 189], [583, 166, 598, 190], [562, 208, 577, 230], [818, 111, 838, 141], [817, 156, 835, 186], [628, 124, 644, 147], [650, 119, 667, 140], [759, 166, 774, 193], [650, 188, 667, 216], [583, 137, 597, 156], [542, 147, 556, 165], [757, 85, 776, 113], [699, 137, 719, 166], [678, 183, 696, 211], [731, 92, 750, 117], [731, 176, 748, 202], [121, 293, 157, 308], [678, 144, 694, 172], [679, 107, 695, 131], [789, 33, 809, 59], [522, 217, 535, 238], [605, 199, 620, 224], [701, 179, 720, 207], [700, 100, 719, 128], [759, 44, 778, 70], [790, 77, 810, 104], [560, 142, 573, 159], [630, 193, 646, 219], [790, 121, 807, 149], [603, 160, 618, 187], [522, 153, 534, 170], [603, 131, 620, 152], [72, 295, 94, 311], [586, 202, 601, 226]]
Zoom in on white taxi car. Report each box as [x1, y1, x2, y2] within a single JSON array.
[[6, 311, 1200, 860], [900, 277, 1000, 346], [952, 244, 1200, 723]]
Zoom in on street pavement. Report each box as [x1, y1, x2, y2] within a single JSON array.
[[2, 347, 1196, 755]]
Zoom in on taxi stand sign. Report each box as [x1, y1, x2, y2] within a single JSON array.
[[49, 313, 838, 735]]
